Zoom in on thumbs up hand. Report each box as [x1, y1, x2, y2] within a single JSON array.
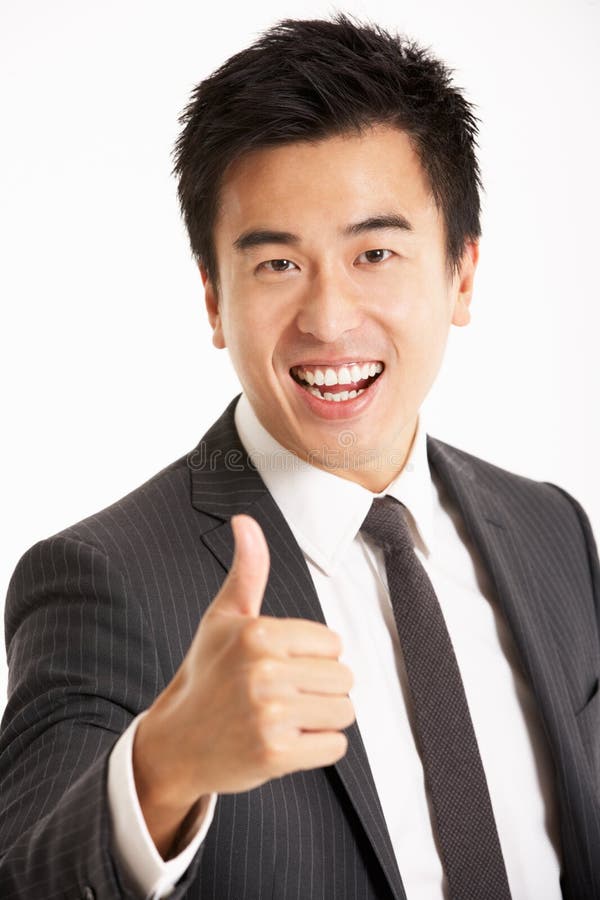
[[132, 514, 355, 858]]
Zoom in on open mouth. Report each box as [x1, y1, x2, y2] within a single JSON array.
[[290, 360, 384, 402]]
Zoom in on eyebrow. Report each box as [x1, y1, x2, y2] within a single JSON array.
[[233, 213, 414, 252]]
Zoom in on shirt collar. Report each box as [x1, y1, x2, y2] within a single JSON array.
[[234, 393, 436, 576]]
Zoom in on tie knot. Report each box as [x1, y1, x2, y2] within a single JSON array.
[[360, 496, 414, 551]]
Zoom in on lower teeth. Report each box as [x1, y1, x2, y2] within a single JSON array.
[[308, 387, 365, 402]]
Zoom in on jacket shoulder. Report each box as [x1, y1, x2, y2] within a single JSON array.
[[427, 434, 598, 579], [428, 434, 582, 510]]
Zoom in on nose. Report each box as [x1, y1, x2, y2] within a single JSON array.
[[295, 267, 363, 343]]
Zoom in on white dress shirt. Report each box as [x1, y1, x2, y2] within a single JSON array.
[[109, 393, 563, 899]]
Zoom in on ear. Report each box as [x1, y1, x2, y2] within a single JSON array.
[[451, 241, 479, 327], [199, 263, 226, 349]]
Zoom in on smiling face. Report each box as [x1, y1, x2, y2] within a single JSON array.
[[202, 124, 478, 492]]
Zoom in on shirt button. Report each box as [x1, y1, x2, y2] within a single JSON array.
[[82, 888, 95, 900]]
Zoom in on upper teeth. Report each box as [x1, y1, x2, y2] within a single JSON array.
[[293, 361, 383, 386]]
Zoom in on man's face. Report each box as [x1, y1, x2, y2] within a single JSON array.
[[203, 124, 478, 491]]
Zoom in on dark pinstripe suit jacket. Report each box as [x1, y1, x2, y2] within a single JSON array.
[[1, 395, 599, 900]]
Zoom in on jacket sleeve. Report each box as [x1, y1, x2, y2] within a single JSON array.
[[0, 534, 206, 899]]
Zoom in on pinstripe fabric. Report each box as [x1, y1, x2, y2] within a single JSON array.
[[1, 393, 599, 899]]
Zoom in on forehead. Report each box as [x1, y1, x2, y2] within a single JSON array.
[[214, 124, 440, 240]]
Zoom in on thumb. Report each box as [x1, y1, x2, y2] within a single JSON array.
[[210, 514, 270, 618]]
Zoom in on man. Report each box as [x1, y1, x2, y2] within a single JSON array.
[[1, 13, 598, 900]]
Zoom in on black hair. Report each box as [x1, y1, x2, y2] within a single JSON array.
[[172, 13, 483, 288]]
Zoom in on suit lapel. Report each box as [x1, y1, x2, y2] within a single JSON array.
[[427, 436, 600, 896], [426, 436, 574, 739], [191, 397, 407, 900]]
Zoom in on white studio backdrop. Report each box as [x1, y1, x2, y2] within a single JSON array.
[[1, 0, 599, 711]]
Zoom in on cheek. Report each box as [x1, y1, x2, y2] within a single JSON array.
[[372, 278, 445, 342], [373, 280, 452, 374], [394, 264, 452, 329], [227, 285, 297, 354], [221, 300, 278, 379]]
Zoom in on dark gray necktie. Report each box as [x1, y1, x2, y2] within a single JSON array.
[[361, 495, 512, 900]]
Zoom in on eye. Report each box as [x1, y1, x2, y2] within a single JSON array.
[[355, 248, 394, 265], [256, 258, 299, 273]]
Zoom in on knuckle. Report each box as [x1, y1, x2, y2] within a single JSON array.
[[256, 699, 285, 732], [239, 619, 268, 653], [263, 735, 287, 763], [258, 737, 287, 773], [246, 658, 278, 704], [253, 717, 290, 768], [255, 656, 278, 680]]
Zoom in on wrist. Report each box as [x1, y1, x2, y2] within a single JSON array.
[[132, 706, 206, 858]]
